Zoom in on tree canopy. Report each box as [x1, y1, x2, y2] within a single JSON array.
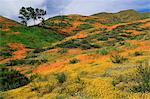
[[18, 7, 46, 26]]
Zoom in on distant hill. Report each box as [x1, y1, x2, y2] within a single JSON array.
[[39, 9, 150, 35], [92, 9, 150, 24]]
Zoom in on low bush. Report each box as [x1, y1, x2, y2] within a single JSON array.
[[45, 21, 71, 28], [30, 74, 40, 81], [69, 59, 80, 64], [131, 61, 150, 93], [33, 48, 45, 53], [124, 42, 137, 49], [0, 52, 12, 59], [133, 51, 144, 56], [57, 49, 67, 54], [0, 68, 30, 91], [127, 34, 145, 40], [97, 36, 108, 41], [72, 29, 81, 33], [96, 49, 108, 55], [4, 59, 48, 66], [55, 72, 66, 84], [0, 47, 16, 59], [112, 61, 150, 93], [82, 19, 97, 23], [33, 46, 55, 53], [91, 44, 101, 48], [110, 54, 127, 64], [56, 39, 93, 50], [78, 24, 94, 30], [112, 75, 127, 87], [99, 28, 107, 31]]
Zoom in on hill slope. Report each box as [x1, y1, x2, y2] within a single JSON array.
[[40, 10, 150, 35], [0, 10, 150, 98], [92, 9, 150, 24]]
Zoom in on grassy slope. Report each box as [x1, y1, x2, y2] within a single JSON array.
[[0, 26, 65, 48], [0, 10, 150, 98]]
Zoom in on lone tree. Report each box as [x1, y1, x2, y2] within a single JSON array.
[[19, 7, 46, 26], [18, 7, 30, 26]]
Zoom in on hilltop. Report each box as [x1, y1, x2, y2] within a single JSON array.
[[0, 10, 150, 98]]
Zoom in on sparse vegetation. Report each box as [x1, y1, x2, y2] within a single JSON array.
[[133, 51, 144, 56], [0, 47, 16, 59], [56, 39, 95, 50], [112, 61, 150, 93], [58, 49, 67, 54], [110, 54, 127, 64], [96, 49, 108, 55], [0, 67, 30, 91], [69, 59, 80, 64], [55, 72, 66, 84], [3, 59, 48, 66], [78, 24, 94, 30]]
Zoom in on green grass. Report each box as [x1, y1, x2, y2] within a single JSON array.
[[96, 49, 109, 55], [78, 24, 94, 30], [0, 26, 65, 48]]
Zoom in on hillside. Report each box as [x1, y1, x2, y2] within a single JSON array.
[[92, 9, 150, 24], [0, 10, 150, 98]]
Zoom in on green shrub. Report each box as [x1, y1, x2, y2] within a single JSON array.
[[112, 75, 127, 87], [45, 21, 71, 28], [0, 47, 16, 59], [4, 59, 48, 66], [82, 19, 97, 23], [25, 70, 32, 74], [110, 54, 127, 64], [58, 22, 70, 28], [91, 44, 101, 48], [56, 39, 93, 50], [33, 48, 45, 53], [133, 51, 144, 56], [80, 44, 91, 50], [33, 46, 54, 53], [55, 72, 66, 84], [30, 74, 40, 81], [127, 34, 145, 40], [96, 49, 108, 55], [131, 61, 150, 93], [72, 29, 81, 33], [99, 28, 107, 31], [124, 42, 137, 49], [0, 24, 2, 28], [57, 49, 67, 54], [97, 36, 108, 41], [78, 24, 94, 30], [69, 59, 80, 64], [0, 68, 30, 91], [0, 52, 12, 59], [112, 61, 150, 93]]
